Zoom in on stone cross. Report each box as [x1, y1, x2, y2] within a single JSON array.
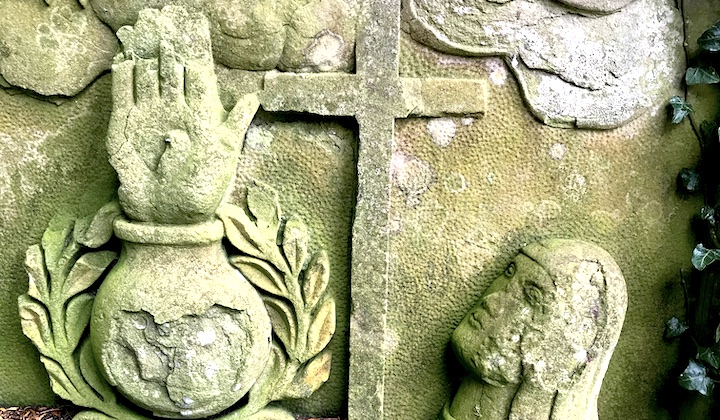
[[258, 1, 487, 418]]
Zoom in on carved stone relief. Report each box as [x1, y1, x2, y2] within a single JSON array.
[[0, 0, 356, 97], [18, 7, 336, 419], [442, 239, 627, 420], [403, 0, 684, 128], [0, 0, 702, 417]]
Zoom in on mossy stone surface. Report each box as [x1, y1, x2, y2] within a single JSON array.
[[230, 112, 357, 417], [403, 0, 683, 129], [0, 0, 118, 96], [0, 70, 355, 417], [0, 76, 118, 405], [91, 221, 272, 418], [382, 36, 701, 420]]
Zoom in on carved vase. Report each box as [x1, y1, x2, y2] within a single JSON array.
[[91, 218, 272, 419]]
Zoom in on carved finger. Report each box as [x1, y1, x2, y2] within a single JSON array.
[[184, 65, 223, 119], [134, 59, 160, 104], [111, 59, 135, 112], [159, 40, 184, 103]]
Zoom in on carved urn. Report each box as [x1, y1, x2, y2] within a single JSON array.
[[91, 219, 271, 418]]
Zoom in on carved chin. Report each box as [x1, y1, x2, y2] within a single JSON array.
[[474, 349, 522, 386]]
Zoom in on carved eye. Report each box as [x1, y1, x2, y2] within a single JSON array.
[[524, 284, 544, 306], [505, 262, 516, 278]]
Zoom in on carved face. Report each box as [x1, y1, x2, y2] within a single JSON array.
[[451, 253, 555, 386]]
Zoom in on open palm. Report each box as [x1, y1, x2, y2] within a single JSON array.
[[106, 7, 259, 224]]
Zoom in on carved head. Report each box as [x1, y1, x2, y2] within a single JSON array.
[[452, 239, 627, 396]]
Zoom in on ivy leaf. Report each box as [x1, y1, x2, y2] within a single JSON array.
[[665, 317, 689, 339], [686, 66, 720, 85], [701, 206, 717, 226], [306, 298, 336, 360], [698, 345, 720, 370], [699, 21, 720, 52], [677, 168, 701, 194], [692, 244, 720, 270], [679, 359, 714, 395], [669, 96, 693, 124]]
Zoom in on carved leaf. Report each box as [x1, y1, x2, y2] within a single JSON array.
[[247, 181, 281, 239], [18, 295, 53, 354], [25, 245, 50, 303], [65, 294, 94, 350], [245, 343, 287, 408], [79, 340, 115, 403], [284, 350, 332, 399], [306, 298, 336, 359], [41, 218, 79, 279], [217, 204, 264, 259], [282, 214, 308, 275], [62, 251, 117, 300], [303, 251, 330, 310], [263, 297, 297, 353], [41, 356, 76, 401], [74, 200, 122, 248], [230, 256, 288, 296]]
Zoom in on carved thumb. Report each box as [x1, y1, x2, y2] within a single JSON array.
[[220, 93, 260, 150]]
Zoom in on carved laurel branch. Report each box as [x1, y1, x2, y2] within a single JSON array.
[[217, 181, 336, 417], [17, 213, 145, 420]]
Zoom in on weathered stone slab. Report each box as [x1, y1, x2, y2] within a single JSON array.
[[0, 0, 713, 419], [382, 37, 700, 420]]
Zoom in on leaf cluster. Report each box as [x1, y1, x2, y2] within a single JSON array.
[[18, 209, 146, 420], [667, 20, 720, 408], [217, 181, 336, 416], [668, 316, 720, 396], [685, 21, 720, 87], [670, 20, 720, 125]]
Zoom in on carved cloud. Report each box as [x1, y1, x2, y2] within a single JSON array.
[[403, 0, 684, 129]]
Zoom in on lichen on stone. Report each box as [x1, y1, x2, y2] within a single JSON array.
[[103, 306, 259, 418]]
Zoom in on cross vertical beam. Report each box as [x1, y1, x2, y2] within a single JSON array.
[[257, 1, 486, 416], [348, 1, 402, 419]]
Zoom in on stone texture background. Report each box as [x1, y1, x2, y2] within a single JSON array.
[[382, 34, 701, 420], [0, 77, 117, 404]]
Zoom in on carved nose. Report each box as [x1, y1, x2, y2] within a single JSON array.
[[481, 295, 504, 317]]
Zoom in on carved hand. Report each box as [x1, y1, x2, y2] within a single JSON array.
[[106, 7, 259, 224]]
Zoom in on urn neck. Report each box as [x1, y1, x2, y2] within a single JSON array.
[[113, 218, 225, 246]]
